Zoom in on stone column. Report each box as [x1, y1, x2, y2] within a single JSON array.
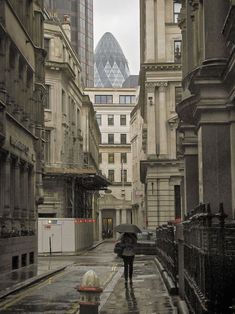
[[145, 0, 155, 62], [146, 83, 156, 155], [182, 125, 199, 213], [3, 154, 11, 233], [156, 0, 166, 61], [231, 121, 235, 219], [121, 208, 127, 224], [115, 209, 120, 239], [13, 159, 21, 235], [21, 163, 29, 232], [198, 124, 232, 215], [3, 154, 11, 217], [203, 0, 228, 59], [28, 166, 36, 234], [98, 209, 102, 240], [158, 83, 168, 156]]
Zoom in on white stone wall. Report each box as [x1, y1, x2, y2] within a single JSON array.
[[44, 21, 84, 168], [139, 0, 183, 228]]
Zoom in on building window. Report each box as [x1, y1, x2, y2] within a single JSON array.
[[44, 130, 51, 163], [108, 169, 115, 182], [174, 40, 182, 63], [108, 134, 114, 144], [173, 1, 182, 23], [175, 86, 182, 105], [96, 114, 101, 125], [121, 169, 127, 182], [119, 95, 135, 104], [44, 38, 50, 60], [99, 153, 102, 164], [12, 256, 19, 270], [29, 252, 34, 264], [62, 89, 66, 114], [21, 253, 27, 267], [108, 153, 115, 164], [120, 134, 127, 144], [45, 85, 50, 109], [18, 57, 24, 80], [108, 114, 114, 126], [120, 115, 126, 126], [121, 153, 127, 164], [95, 95, 113, 104]]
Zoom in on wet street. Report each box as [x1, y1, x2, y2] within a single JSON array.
[[0, 242, 177, 313]]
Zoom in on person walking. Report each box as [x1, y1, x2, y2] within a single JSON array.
[[120, 232, 137, 285]]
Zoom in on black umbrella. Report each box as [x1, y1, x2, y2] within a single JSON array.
[[114, 223, 141, 234]]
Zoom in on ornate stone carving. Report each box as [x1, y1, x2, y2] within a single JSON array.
[[145, 81, 168, 91]]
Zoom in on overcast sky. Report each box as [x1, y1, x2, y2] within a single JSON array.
[[93, 0, 140, 75]]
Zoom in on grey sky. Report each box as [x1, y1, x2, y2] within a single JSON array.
[[93, 0, 140, 75]]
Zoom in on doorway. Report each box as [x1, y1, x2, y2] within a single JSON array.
[[102, 218, 113, 239]]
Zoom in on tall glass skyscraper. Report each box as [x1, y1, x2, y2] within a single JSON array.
[[45, 0, 94, 87], [94, 32, 130, 88]]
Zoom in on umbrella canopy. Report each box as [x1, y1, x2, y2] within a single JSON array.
[[114, 223, 141, 234]]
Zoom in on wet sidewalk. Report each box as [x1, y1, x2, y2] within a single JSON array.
[[100, 258, 177, 314]]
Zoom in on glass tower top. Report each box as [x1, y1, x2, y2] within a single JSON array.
[[94, 32, 130, 88]]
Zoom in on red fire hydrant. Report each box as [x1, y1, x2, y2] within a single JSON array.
[[76, 270, 103, 314]]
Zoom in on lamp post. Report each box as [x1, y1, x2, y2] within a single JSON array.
[[121, 160, 126, 223]]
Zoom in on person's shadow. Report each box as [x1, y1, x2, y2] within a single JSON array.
[[125, 284, 139, 313]]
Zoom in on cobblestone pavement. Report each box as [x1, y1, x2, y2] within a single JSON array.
[[100, 258, 177, 314]]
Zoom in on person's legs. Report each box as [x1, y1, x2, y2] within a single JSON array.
[[129, 256, 134, 282], [123, 256, 129, 282]]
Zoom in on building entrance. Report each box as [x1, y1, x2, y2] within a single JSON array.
[[102, 218, 113, 239]]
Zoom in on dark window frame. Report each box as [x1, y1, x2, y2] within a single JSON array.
[[121, 153, 127, 164], [120, 134, 127, 144], [108, 134, 114, 144], [108, 169, 115, 182], [108, 114, 114, 126], [95, 95, 113, 104], [108, 153, 115, 164], [120, 115, 126, 126]]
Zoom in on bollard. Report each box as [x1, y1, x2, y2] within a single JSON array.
[[76, 270, 103, 314]]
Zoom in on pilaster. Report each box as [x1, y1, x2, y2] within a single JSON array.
[[158, 83, 168, 156], [145, 82, 156, 155]]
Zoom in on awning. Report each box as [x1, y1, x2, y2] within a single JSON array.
[[44, 166, 111, 190]]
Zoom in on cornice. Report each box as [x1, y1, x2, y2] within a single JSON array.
[[141, 63, 182, 72], [145, 81, 168, 90]]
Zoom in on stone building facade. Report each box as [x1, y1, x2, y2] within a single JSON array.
[[40, 16, 107, 223], [44, 0, 94, 87], [139, 0, 183, 229], [177, 0, 235, 217], [130, 98, 146, 228], [0, 0, 45, 274], [85, 87, 137, 239]]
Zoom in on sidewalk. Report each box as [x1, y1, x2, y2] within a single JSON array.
[[99, 258, 177, 314], [0, 240, 105, 299]]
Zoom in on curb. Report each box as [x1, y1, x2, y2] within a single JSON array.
[[154, 257, 189, 314], [0, 265, 67, 300], [87, 240, 106, 250], [154, 257, 177, 295]]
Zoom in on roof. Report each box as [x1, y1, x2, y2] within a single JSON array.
[[44, 167, 111, 190], [122, 75, 139, 88]]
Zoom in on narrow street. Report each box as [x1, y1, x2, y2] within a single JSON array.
[[0, 242, 177, 313]]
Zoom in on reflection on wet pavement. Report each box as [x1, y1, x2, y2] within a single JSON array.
[[100, 259, 177, 314], [125, 285, 139, 313]]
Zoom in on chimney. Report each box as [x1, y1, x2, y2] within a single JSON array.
[[62, 15, 71, 41]]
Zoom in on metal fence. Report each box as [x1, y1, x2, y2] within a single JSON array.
[[155, 223, 178, 286], [156, 203, 235, 314]]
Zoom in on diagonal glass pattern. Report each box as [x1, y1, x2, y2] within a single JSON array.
[[94, 32, 130, 88]]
